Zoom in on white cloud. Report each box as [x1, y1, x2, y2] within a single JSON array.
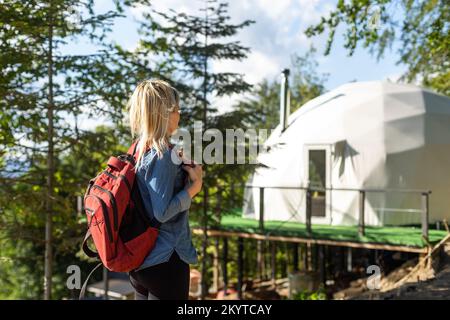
[[129, 3, 151, 21], [224, 0, 333, 71], [255, 0, 292, 20], [296, 0, 328, 25], [211, 50, 280, 113], [212, 50, 280, 86], [130, 0, 201, 22], [213, 93, 244, 113]]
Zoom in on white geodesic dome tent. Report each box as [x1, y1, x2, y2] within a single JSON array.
[[243, 81, 450, 227]]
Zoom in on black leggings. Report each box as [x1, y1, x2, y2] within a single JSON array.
[[129, 251, 190, 300]]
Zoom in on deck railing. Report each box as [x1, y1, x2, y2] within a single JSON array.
[[244, 185, 432, 241]]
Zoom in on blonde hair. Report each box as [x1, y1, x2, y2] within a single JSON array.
[[127, 79, 180, 168]]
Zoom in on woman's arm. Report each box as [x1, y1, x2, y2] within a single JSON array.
[[145, 150, 191, 223], [183, 163, 203, 198]]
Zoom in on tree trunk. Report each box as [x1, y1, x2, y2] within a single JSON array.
[[212, 237, 219, 293], [200, 2, 209, 299], [44, 1, 55, 300]]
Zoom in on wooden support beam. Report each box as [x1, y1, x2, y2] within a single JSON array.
[[370, 249, 377, 266], [244, 239, 250, 280], [282, 242, 288, 278], [340, 246, 346, 272], [303, 243, 309, 271], [257, 240, 265, 284], [212, 237, 219, 293], [319, 245, 326, 286], [237, 237, 244, 300], [308, 243, 313, 272], [292, 243, 299, 272], [313, 244, 318, 271], [325, 245, 332, 280], [222, 237, 228, 296], [271, 241, 276, 287], [347, 247, 353, 273]]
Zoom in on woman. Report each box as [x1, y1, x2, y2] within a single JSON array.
[[127, 79, 203, 300]]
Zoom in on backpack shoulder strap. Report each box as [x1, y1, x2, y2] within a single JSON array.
[[79, 262, 103, 300], [127, 139, 139, 156], [82, 230, 99, 259]]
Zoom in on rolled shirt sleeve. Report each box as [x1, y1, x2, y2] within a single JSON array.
[[144, 149, 191, 223]]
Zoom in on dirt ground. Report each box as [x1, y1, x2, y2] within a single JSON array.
[[334, 241, 450, 300]]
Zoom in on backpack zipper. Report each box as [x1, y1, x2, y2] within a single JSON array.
[[103, 170, 132, 195], [86, 194, 113, 243], [92, 184, 119, 232]]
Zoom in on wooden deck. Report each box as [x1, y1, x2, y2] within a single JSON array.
[[191, 216, 449, 253]]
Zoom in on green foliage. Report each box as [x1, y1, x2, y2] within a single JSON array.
[[305, 0, 449, 95], [292, 286, 327, 300]]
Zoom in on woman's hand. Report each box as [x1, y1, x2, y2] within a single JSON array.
[[182, 163, 203, 198]]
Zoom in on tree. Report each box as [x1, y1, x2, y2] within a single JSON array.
[[305, 0, 449, 95]]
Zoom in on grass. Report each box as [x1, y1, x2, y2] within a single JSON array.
[[193, 215, 448, 248]]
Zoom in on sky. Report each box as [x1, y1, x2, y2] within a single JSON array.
[[66, 0, 408, 126]]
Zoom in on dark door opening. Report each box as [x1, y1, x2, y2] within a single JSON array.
[[308, 150, 326, 217]]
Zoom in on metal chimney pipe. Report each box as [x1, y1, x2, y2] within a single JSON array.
[[280, 68, 290, 132]]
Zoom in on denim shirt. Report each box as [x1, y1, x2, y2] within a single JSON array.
[[134, 147, 198, 271]]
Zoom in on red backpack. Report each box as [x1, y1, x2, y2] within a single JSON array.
[[79, 140, 160, 298]]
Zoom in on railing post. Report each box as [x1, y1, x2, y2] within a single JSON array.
[[306, 188, 312, 236], [347, 247, 352, 273], [103, 267, 109, 300], [358, 190, 365, 237], [292, 243, 299, 272], [421, 192, 429, 241], [257, 187, 265, 284], [222, 237, 228, 296], [303, 243, 309, 271], [259, 187, 265, 231], [319, 245, 326, 286]]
